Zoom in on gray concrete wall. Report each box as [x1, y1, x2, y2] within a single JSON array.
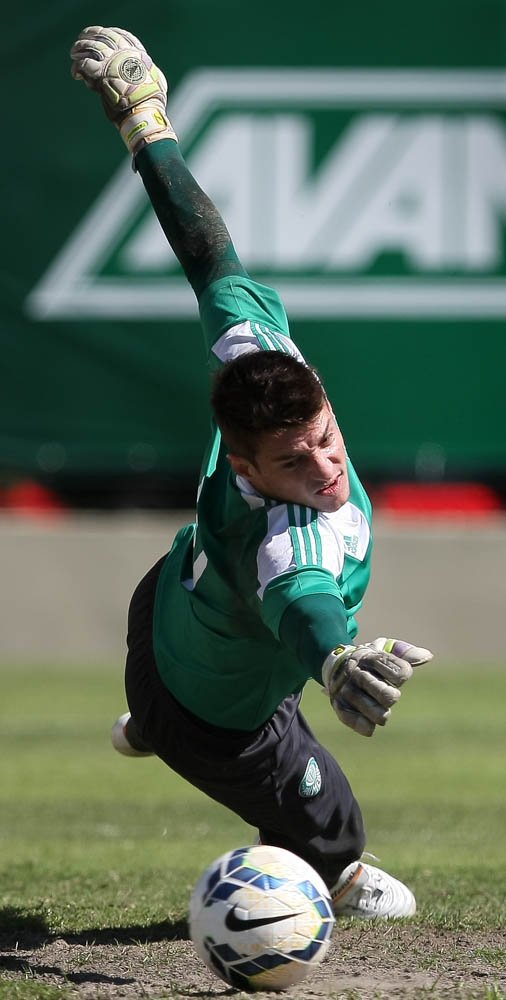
[[1, 513, 505, 663]]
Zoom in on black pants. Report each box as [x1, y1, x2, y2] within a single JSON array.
[[125, 557, 365, 890]]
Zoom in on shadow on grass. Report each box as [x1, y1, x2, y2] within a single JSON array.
[[0, 905, 189, 949], [0, 953, 136, 987], [0, 909, 237, 996]]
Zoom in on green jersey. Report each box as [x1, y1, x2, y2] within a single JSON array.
[[153, 276, 372, 730]]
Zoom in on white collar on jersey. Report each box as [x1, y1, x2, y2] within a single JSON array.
[[235, 474, 267, 509]]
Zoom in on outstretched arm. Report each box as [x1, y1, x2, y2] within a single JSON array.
[[276, 586, 433, 738], [135, 143, 247, 297], [71, 26, 246, 298]]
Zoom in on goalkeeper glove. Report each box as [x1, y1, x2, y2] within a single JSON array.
[[322, 637, 433, 738], [70, 26, 177, 155]]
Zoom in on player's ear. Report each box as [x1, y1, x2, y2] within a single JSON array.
[[227, 453, 255, 478]]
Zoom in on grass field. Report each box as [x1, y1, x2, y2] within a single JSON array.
[[1, 660, 505, 999]]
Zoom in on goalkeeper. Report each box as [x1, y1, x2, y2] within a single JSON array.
[[71, 26, 433, 919]]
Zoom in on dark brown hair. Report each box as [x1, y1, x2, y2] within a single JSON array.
[[211, 351, 326, 460]]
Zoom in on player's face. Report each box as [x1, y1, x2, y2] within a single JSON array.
[[230, 403, 350, 513]]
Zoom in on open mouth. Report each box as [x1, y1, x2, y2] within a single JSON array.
[[316, 474, 341, 497]]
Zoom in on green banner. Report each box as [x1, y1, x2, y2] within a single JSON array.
[[2, 0, 505, 486]]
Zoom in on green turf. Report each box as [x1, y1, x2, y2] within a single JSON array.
[[0, 660, 504, 947], [0, 986, 77, 1000]]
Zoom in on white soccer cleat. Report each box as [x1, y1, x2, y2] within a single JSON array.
[[111, 711, 154, 757], [331, 861, 416, 919]]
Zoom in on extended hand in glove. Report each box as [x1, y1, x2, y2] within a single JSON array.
[[71, 26, 177, 154], [322, 638, 433, 737]]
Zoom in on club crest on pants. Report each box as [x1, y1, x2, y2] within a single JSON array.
[[299, 756, 322, 797]]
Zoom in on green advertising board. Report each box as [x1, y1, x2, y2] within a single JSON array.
[[2, 0, 505, 496]]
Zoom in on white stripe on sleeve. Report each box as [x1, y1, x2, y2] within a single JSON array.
[[212, 322, 305, 364], [257, 505, 346, 599]]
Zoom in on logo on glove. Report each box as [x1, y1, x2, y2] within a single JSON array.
[[119, 57, 146, 84]]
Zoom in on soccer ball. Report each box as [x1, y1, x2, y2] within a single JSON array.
[[189, 844, 335, 991]]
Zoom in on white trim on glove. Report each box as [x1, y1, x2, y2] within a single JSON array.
[[322, 638, 433, 737], [71, 26, 178, 155], [119, 104, 177, 154]]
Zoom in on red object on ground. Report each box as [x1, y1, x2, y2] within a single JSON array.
[[373, 482, 503, 518], [1, 480, 66, 517]]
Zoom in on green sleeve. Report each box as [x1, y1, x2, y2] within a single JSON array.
[[278, 593, 350, 683], [261, 567, 357, 684], [262, 568, 344, 636], [198, 275, 290, 354], [136, 143, 291, 359], [135, 140, 247, 297]]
